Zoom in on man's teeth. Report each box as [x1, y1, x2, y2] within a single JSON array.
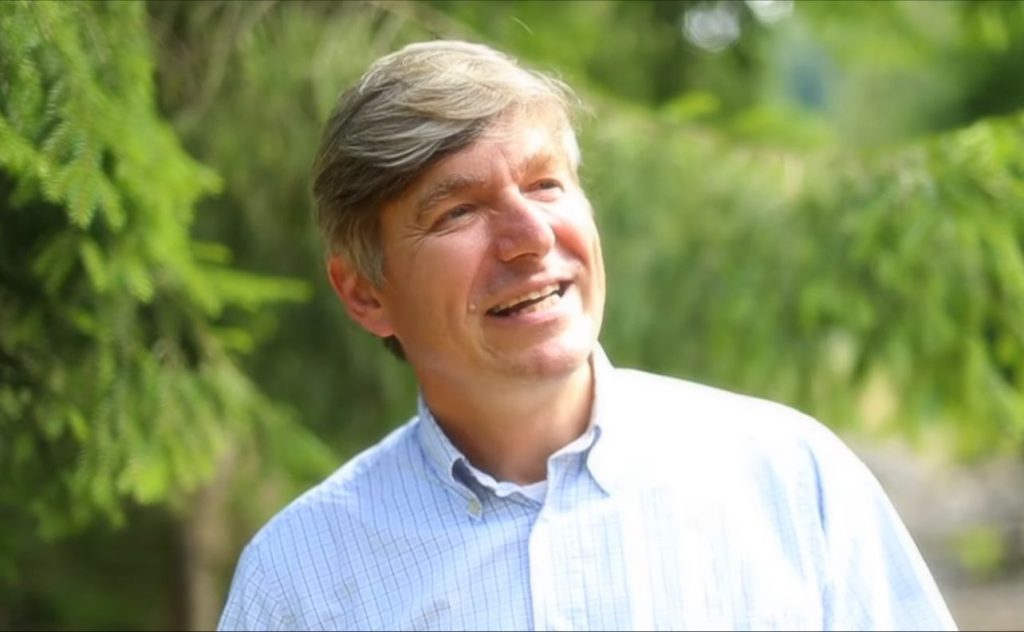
[[489, 283, 561, 315], [515, 292, 560, 315]]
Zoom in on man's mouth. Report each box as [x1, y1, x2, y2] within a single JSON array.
[[486, 282, 569, 317]]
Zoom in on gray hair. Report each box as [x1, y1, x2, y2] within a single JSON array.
[[312, 40, 583, 286]]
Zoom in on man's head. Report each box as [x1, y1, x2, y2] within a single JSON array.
[[314, 40, 604, 383], [313, 41, 581, 288]]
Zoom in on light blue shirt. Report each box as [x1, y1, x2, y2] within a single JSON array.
[[218, 347, 956, 631]]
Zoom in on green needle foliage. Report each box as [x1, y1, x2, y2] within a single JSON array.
[[803, 114, 1024, 454], [589, 108, 1024, 458], [0, 1, 315, 548]]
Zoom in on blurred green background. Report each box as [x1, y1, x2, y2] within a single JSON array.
[[2, 0, 1023, 629]]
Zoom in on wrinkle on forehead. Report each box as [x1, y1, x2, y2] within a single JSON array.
[[409, 112, 580, 222], [484, 108, 580, 172]]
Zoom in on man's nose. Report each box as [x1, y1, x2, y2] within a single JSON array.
[[492, 192, 556, 262]]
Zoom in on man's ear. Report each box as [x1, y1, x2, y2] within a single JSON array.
[[327, 255, 395, 339]]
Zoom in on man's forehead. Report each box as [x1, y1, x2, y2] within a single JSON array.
[[400, 113, 578, 211], [480, 116, 568, 162]]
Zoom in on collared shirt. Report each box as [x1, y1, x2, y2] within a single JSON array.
[[218, 347, 956, 631]]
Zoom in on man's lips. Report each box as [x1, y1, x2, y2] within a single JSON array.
[[486, 281, 569, 317]]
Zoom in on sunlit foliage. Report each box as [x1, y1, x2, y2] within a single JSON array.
[[0, 1, 325, 546]]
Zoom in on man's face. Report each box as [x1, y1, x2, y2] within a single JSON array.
[[368, 111, 605, 385]]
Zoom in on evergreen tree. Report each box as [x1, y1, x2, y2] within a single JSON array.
[[0, 0, 325, 563]]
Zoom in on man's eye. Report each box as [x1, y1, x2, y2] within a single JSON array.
[[532, 179, 562, 191], [527, 179, 564, 199], [438, 204, 474, 225]]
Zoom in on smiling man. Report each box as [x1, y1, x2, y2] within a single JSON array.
[[218, 41, 956, 631], [331, 102, 605, 485]]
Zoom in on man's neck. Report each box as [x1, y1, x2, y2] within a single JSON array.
[[417, 359, 594, 485]]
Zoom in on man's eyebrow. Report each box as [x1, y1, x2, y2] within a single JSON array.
[[414, 147, 569, 220], [520, 148, 561, 174], [415, 173, 485, 220]]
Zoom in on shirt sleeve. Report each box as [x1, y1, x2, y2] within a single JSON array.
[[806, 422, 958, 631], [218, 540, 291, 631]]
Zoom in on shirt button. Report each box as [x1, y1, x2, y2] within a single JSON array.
[[467, 497, 482, 516]]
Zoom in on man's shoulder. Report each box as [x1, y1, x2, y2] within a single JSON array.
[[219, 415, 446, 629], [612, 366, 819, 436], [608, 367, 870, 514], [607, 366, 855, 473], [246, 416, 426, 554]]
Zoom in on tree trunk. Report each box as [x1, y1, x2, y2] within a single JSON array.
[[181, 448, 238, 631]]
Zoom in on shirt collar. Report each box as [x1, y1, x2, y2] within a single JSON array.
[[414, 344, 628, 500], [585, 343, 628, 495], [415, 395, 469, 491]]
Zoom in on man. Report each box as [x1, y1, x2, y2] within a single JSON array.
[[218, 40, 955, 631]]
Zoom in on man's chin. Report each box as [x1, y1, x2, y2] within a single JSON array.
[[491, 335, 595, 380]]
